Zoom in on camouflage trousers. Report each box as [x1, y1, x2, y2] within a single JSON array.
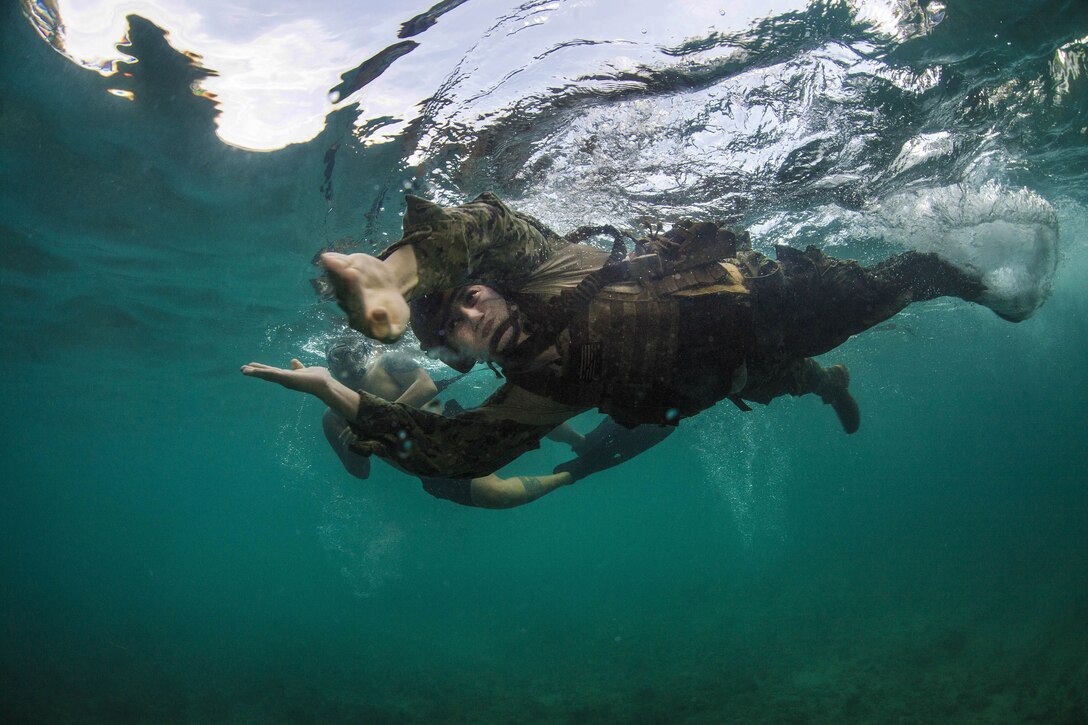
[[736, 245, 985, 404]]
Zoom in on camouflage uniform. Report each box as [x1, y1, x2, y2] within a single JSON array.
[[378, 192, 570, 299], [349, 195, 983, 479]]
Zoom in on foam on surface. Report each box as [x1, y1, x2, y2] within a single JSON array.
[[870, 182, 1059, 320]]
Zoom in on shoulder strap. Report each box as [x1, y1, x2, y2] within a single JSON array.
[[502, 234, 630, 371]]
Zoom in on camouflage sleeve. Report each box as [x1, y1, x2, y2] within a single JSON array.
[[378, 192, 567, 300], [347, 384, 583, 480]]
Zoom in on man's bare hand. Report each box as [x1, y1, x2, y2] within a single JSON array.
[[243, 359, 366, 420], [320, 252, 411, 343], [240, 359, 332, 397]]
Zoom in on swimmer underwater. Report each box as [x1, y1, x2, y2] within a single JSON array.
[[242, 192, 1049, 484], [315, 334, 671, 508]]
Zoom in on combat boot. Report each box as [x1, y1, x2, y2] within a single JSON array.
[[818, 364, 860, 434]]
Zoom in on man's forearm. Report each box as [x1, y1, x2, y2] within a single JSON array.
[[348, 391, 564, 480], [317, 377, 362, 420], [383, 245, 419, 298], [470, 473, 573, 509], [392, 372, 438, 408]]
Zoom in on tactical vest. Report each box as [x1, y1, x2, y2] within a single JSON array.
[[506, 224, 756, 427]]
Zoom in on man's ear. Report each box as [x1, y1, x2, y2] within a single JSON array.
[[403, 194, 448, 230]]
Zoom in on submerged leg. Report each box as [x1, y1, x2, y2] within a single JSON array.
[[753, 246, 986, 359], [552, 419, 676, 481], [741, 358, 860, 434], [813, 363, 860, 435]]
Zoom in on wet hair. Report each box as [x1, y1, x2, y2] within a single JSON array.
[[409, 288, 476, 373], [409, 289, 456, 352], [325, 335, 371, 390]]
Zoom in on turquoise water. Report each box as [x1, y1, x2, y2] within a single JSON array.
[[2, 0, 1087, 721]]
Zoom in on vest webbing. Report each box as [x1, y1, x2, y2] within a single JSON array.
[[503, 222, 757, 425]]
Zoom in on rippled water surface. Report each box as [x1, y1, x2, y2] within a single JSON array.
[[3, 0, 1087, 721]]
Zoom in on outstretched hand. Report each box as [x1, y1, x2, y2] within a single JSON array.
[[240, 359, 332, 397], [320, 252, 411, 343], [243, 358, 370, 422]]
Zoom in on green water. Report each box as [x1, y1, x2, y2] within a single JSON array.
[[2, 0, 1087, 721]]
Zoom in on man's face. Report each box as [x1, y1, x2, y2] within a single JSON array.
[[442, 285, 515, 362]]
